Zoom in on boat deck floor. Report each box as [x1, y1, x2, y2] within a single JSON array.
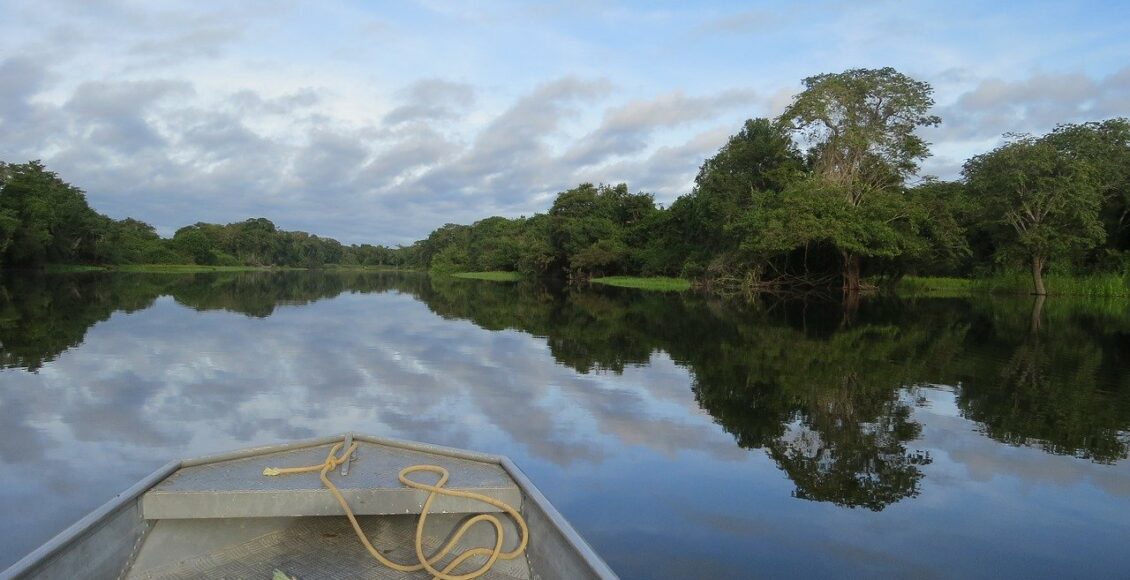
[[127, 515, 532, 580]]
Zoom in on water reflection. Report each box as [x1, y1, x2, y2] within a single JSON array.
[[956, 296, 1130, 463], [0, 272, 1128, 577]]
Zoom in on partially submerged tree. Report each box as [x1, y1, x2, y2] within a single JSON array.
[[964, 135, 1105, 295], [776, 67, 941, 293]]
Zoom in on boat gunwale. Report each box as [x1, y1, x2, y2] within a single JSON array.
[[0, 460, 180, 580], [0, 432, 617, 580], [499, 456, 617, 579]]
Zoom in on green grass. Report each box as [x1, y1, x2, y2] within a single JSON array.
[[451, 271, 523, 281], [895, 276, 975, 296], [971, 271, 1130, 296], [590, 276, 691, 291], [899, 273, 1130, 297]]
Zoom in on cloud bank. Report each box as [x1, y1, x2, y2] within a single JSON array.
[[0, 0, 1126, 244]]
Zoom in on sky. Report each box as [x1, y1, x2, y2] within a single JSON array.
[[1, 0, 1128, 245]]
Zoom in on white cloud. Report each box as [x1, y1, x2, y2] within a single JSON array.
[[0, 0, 1126, 240]]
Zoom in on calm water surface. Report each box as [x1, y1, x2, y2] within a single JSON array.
[[1, 271, 1128, 578]]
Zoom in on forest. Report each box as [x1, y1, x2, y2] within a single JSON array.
[[408, 68, 1130, 296], [2, 67, 1128, 295], [0, 161, 408, 270]]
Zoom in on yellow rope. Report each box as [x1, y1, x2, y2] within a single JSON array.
[[263, 441, 528, 580]]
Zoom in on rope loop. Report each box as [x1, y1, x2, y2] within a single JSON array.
[[263, 440, 528, 580]]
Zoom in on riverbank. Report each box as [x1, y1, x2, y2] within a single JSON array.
[[590, 276, 691, 291], [450, 271, 523, 281], [898, 273, 1130, 297], [446, 272, 693, 292]]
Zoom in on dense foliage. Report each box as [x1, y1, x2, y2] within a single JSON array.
[[400, 70, 1127, 295], [0, 161, 407, 270], [3, 67, 1127, 294]]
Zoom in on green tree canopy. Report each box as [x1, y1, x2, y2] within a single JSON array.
[[685, 118, 803, 277], [772, 67, 942, 293], [1044, 118, 1130, 268], [964, 135, 1105, 294], [0, 161, 105, 267]]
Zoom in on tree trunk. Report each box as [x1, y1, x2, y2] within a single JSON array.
[[842, 251, 861, 296], [1031, 255, 1047, 295]]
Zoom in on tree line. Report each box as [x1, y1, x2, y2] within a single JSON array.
[[4, 67, 1127, 293], [407, 68, 1130, 295], [0, 161, 409, 270]]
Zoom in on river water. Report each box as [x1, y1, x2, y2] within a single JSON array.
[[0, 271, 1127, 578]]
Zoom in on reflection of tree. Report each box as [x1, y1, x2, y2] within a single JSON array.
[[0, 271, 423, 370], [769, 400, 932, 511], [687, 318, 959, 511], [422, 279, 963, 510], [0, 273, 164, 371], [958, 297, 1130, 463], [419, 279, 1130, 504], [421, 277, 664, 373], [4, 271, 1129, 508], [168, 271, 417, 317]]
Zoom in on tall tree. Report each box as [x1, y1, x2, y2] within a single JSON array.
[[963, 135, 1105, 295], [777, 67, 941, 293], [688, 118, 803, 277], [1043, 119, 1130, 266], [0, 160, 104, 266]]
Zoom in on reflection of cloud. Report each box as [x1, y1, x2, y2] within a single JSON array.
[[912, 386, 1130, 498], [3, 282, 1130, 574], [0, 283, 746, 567]]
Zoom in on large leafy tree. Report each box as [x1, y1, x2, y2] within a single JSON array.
[[686, 118, 803, 277], [1043, 119, 1130, 266], [964, 135, 1105, 295], [774, 67, 941, 293], [0, 160, 107, 266], [546, 183, 655, 280]]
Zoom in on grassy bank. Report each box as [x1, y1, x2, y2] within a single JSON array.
[[451, 271, 523, 281], [895, 276, 975, 296], [898, 273, 1130, 297], [590, 276, 691, 292]]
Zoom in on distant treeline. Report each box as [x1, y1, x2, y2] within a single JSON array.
[[3, 67, 1128, 293], [0, 161, 409, 269]]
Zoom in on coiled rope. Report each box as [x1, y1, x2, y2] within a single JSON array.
[[262, 440, 528, 580]]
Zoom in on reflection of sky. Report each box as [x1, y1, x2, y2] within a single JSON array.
[[1, 290, 1128, 578]]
